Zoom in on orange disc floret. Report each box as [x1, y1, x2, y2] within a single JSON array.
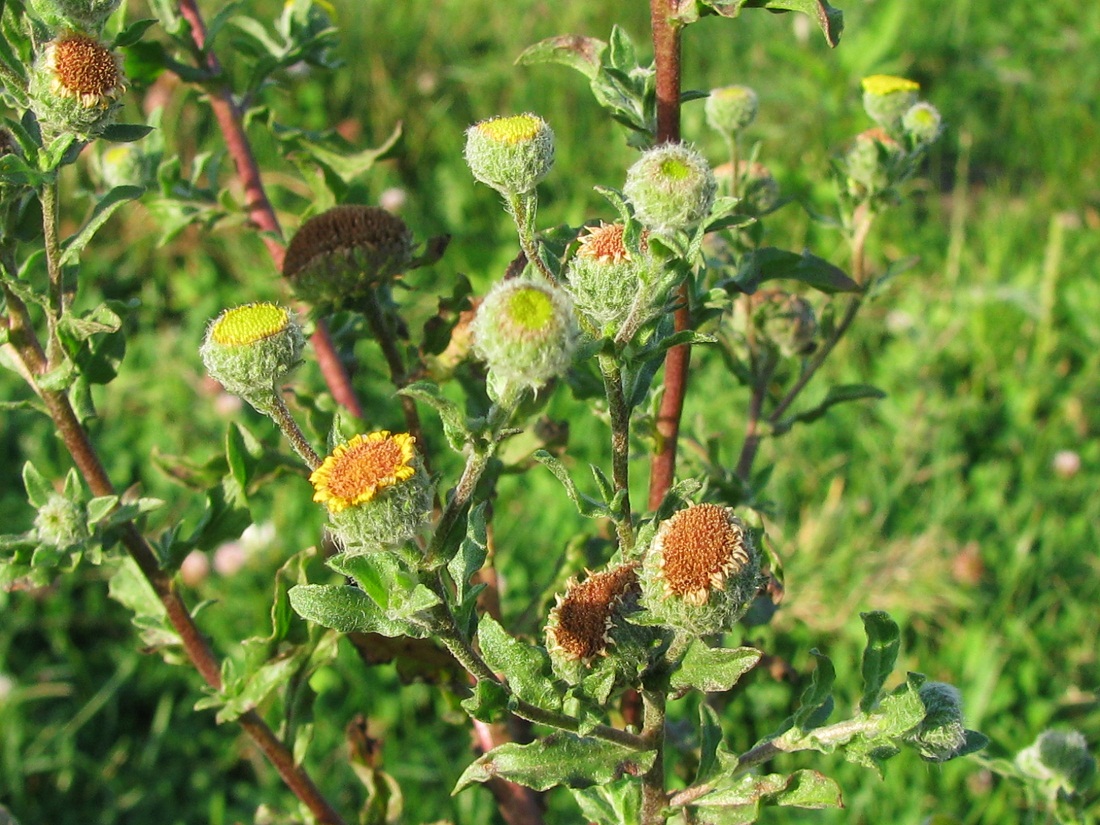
[[654, 503, 750, 606], [311, 432, 417, 514], [548, 564, 639, 662], [50, 34, 123, 106], [576, 222, 641, 264]]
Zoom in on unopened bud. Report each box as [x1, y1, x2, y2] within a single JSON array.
[[566, 222, 661, 336], [705, 85, 759, 136], [464, 113, 555, 196], [861, 75, 920, 132], [34, 492, 89, 548], [28, 0, 122, 32], [905, 682, 968, 763], [843, 128, 904, 198], [624, 143, 716, 234], [1016, 729, 1097, 796], [471, 277, 578, 402], [902, 102, 943, 146]]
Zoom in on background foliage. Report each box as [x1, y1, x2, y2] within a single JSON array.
[[1, 0, 1098, 822]]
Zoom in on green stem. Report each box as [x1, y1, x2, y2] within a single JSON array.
[[598, 352, 635, 551], [506, 191, 555, 282], [265, 391, 321, 470], [39, 180, 63, 367], [639, 690, 669, 824]]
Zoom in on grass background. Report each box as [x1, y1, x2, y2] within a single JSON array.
[[1, 0, 1098, 823]]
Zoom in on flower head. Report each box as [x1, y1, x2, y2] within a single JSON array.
[[464, 113, 555, 195], [640, 504, 762, 636], [311, 432, 433, 553], [566, 222, 661, 337], [624, 143, 716, 233], [471, 277, 578, 402], [861, 74, 920, 132], [902, 101, 944, 147], [547, 563, 640, 664], [29, 33, 124, 139], [200, 303, 304, 410], [905, 682, 969, 763], [283, 205, 414, 306], [705, 85, 759, 136]]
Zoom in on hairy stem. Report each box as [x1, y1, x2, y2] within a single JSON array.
[[647, 0, 688, 511], [506, 191, 555, 282], [639, 690, 669, 824], [266, 391, 322, 470], [598, 352, 635, 551], [173, 0, 362, 418], [39, 181, 64, 367]]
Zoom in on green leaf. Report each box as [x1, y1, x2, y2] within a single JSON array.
[[289, 582, 428, 637], [687, 769, 841, 813], [695, 703, 726, 785], [859, 611, 900, 712], [516, 34, 606, 80], [570, 779, 643, 825], [689, 0, 843, 47], [775, 384, 887, 434], [59, 186, 144, 267], [399, 381, 470, 451], [293, 123, 401, 187], [461, 678, 509, 723], [533, 450, 611, 519], [98, 123, 155, 143], [671, 642, 761, 694], [108, 557, 181, 650], [792, 649, 835, 732], [477, 616, 561, 712], [0, 152, 48, 187], [58, 303, 123, 343], [448, 502, 488, 636], [454, 734, 656, 794], [86, 496, 120, 526], [734, 247, 858, 295], [21, 462, 53, 508]]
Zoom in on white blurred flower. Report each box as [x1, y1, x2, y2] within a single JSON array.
[[1052, 450, 1081, 479], [180, 550, 210, 586]]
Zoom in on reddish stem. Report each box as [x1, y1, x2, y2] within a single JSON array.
[[646, 0, 689, 511], [175, 0, 362, 418]]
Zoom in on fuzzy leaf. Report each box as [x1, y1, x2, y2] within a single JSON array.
[[695, 703, 727, 785], [570, 779, 643, 825], [792, 649, 835, 732], [775, 384, 887, 434], [448, 503, 489, 636], [685, 0, 843, 47], [399, 381, 471, 451], [454, 734, 656, 794], [690, 770, 842, 813], [461, 678, 509, 723], [59, 186, 144, 267], [735, 247, 858, 295], [533, 450, 611, 518], [517, 35, 606, 80], [477, 616, 561, 712], [859, 611, 900, 712], [672, 643, 761, 694], [21, 462, 53, 508], [288, 581, 434, 638]]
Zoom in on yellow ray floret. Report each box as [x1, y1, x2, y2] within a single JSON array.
[[310, 431, 417, 513]]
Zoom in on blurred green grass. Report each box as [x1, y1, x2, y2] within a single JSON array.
[[2, 0, 1098, 822]]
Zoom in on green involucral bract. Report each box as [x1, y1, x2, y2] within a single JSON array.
[[464, 113, 555, 196], [623, 143, 716, 233]]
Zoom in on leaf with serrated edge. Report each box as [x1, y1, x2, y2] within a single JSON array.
[[672, 642, 761, 694], [453, 734, 655, 794], [477, 616, 560, 712]]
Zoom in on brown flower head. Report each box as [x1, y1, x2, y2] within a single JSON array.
[[47, 34, 124, 107], [547, 563, 639, 663], [653, 504, 750, 606]]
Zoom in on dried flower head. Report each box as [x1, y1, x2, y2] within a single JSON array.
[[311, 432, 433, 553], [283, 205, 414, 305], [464, 113, 555, 195], [547, 563, 640, 663], [640, 504, 762, 636], [29, 33, 125, 139]]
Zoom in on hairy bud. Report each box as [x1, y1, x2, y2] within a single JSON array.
[[1016, 729, 1097, 797], [902, 101, 944, 147], [28, 0, 122, 32], [705, 85, 759, 136], [905, 682, 969, 762], [464, 113, 555, 196], [624, 143, 716, 234], [565, 222, 661, 337], [861, 74, 920, 132]]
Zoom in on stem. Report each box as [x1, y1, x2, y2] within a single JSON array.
[[597, 352, 635, 551], [639, 690, 669, 825], [646, 0, 688, 511], [506, 191, 555, 282], [734, 348, 776, 482], [39, 181, 63, 367], [173, 0, 362, 418], [4, 309, 345, 824], [355, 287, 429, 467], [266, 391, 322, 470]]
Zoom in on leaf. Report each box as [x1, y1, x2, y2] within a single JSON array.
[[453, 734, 656, 794], [447, 502, 488, 636], [110, 18, 160, 48], [734, 247, 858, 295], [398, 381, 470, 451], [695, 703, 726, 785], [60, 186, 145, 267], [792, 649, 835, 732], [461, 678, 509, 723], [775, 384, 886, 434], [690, 770, 842, 812], [98, 123, 155, 143], [859, 611, 900, 712], [57, 303, 123, 343], [293, 123, 402, 186], [671, 642, 761, 694], [516, 35, 606, 80], [533, 450, 611, 519], [21, 462, 53, 508], [289, 582, 428, 637], [0, 152, 48, 188], [690, 0, 843, 47], [477, 616, 561, 712], [570, 779, 643, 825], [108, 557, 181, 650]]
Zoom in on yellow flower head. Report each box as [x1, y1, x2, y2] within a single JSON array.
[[473, 114, 545, 146], [210, 303, 291, 347], [311, 431, 417, 513], [861, 74, 920, 96]]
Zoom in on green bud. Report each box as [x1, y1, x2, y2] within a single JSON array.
[[715, 160, 780, 215], [1016, 729, 1097, 796], [861, 74, 920, 132], [34, 492, 90, 548], [905, 682, 968, 762], [29, 33, 125, 141], [200, 303, 304, 411], [464, 113, 555, 196], [471, 277, 578, 402], [90, 142, 149, 189], [902, 101, 944, 147], [310, 431, 433, 553], [843, 128, 904, 198], [624, 143, 716, 234], [640, 504, 762, 636], [546, 562, 651, 686], [28, 0, 122, 32], [565, 222, 661, 337], [283, 205, 414, 306], [735, 290, 817, 357], [705, 85, 759, 136]]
